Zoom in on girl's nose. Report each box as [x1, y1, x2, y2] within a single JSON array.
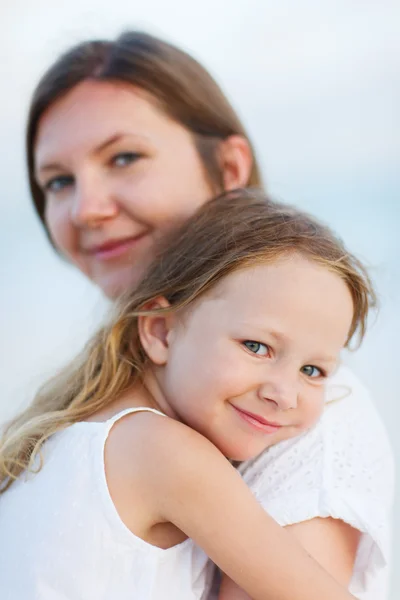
[[258, 367, 299, 410]]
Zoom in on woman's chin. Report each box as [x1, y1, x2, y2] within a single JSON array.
[[93, 266, 147, 299]]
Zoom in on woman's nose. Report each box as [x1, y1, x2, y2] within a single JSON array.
[[70, 174, 118, 227]]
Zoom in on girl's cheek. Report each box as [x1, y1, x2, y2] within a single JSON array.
[[306, 395, 325, 427]]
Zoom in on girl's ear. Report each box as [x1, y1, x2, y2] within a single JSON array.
[[138, 297, 175, 365], [220, 135, 253, 190]]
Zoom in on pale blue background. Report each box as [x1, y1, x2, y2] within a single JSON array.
[[1, 0, 399, 596]]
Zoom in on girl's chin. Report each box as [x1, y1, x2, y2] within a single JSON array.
[[221, 441, 274, 464]]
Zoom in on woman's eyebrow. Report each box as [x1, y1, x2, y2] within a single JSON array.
[[92, 133, 125, 155], [35, 134, 127, 177], [36, 161, 63, 177], [36, 132, 152, 178], [92, 132, 152, 155]]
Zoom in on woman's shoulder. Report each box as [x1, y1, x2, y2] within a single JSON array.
[[239, 364, 394, 511], [322, 365, 392, 459], [239, 365, 395, 598], [326, 363, 374, 409]]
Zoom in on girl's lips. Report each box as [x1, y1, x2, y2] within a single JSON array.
[[87, 234, 148, 261], [231, 405, 282, 434]]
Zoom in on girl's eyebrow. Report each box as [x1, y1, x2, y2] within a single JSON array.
[[241, 324, 339, 365], [310, 356, 338, 367], [262, 330, 337, 361]]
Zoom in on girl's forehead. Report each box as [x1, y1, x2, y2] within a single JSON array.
[[213, 257, 300, 293], [189, 257, 353, 355], [207, 256, 352, 320]]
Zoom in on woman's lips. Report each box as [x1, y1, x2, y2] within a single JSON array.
[[231, 405, 282, 434], [85, 234, 148, 261]]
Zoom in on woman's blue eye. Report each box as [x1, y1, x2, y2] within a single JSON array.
[[111, 152, 141, 167], [301, 365, 323, 378], [45, 175, 73, 193], [243, 341, 269, 356]]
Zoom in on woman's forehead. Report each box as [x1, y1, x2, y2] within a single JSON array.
[[34, 80, 180, 167]]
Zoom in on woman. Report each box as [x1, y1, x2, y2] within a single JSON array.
[[27, 31, 393, 598]]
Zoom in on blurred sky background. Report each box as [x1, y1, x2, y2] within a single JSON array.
[[1, 0, 399, 595]]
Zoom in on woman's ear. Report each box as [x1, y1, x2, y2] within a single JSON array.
[[220, 135, 253, 190], [138, 297, 175, 365]]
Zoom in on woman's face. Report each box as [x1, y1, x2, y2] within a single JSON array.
[[34, 80, 218, 297]]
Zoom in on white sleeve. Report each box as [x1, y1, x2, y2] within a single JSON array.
[[239, 365, 395, 597]]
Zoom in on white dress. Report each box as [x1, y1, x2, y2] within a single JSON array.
[[237, 365, 395, 600], [0, 407, 213, 600]]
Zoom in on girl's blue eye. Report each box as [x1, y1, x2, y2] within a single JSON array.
[[243, 341, 269, 356], [111, 152, 142, 167], [45, 175, 73, 193], [301, 365, 323, 378]]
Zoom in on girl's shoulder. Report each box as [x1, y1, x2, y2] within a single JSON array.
[[104, 406, 229, 512], [104, 406, 223, 468]]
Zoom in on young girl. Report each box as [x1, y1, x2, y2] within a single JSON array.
[[0, 191, 376, 599]]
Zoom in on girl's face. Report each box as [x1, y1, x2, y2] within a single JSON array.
[[34, 80, 217, 297], [155, 254, 354, 461]]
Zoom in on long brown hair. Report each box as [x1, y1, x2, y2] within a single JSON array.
[[0, 190, 376, 492], [27, 30, 262, 239]]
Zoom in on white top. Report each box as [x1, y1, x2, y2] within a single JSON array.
[[237, 365, 395, 600], [0, 407, 213, 600]]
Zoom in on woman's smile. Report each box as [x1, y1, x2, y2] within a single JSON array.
[[82, 232, 150, 262]]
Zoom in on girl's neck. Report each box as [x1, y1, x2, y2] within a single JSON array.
[[85, 369, 179, 423]]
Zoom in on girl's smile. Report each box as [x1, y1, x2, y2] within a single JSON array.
[[142, 253, 354, 461], [229, 405, 283, 434]]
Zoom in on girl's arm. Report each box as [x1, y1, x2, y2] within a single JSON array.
[[213, 368, 394, 600], [142, 417, 356, 600], [218, 517, 361, 600]]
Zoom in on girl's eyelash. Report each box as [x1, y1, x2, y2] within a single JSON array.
[[242, 340, 269, 356], [240, 339, 331, 380], [301, 365, 328, 379], [317, 366, 329, 378]]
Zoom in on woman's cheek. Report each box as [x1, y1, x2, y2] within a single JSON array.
[[46, 201, 68, 247], [46, 201, 84, 270]]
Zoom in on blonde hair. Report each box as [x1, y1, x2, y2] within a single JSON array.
[[0, 190, 376, 492]]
